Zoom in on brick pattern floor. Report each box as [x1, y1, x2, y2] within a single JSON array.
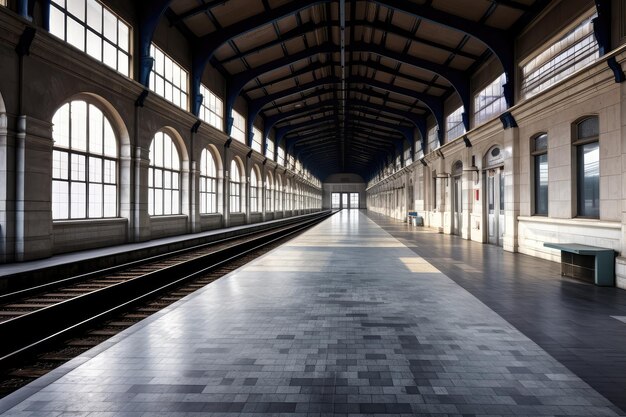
[[0, 210, 622, 416]]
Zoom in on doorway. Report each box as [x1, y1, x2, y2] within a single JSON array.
[[484, 146, 505, 246], [451, 161, 463, 236], [349, 193, 359, 209], [486, 167, 505, 246]]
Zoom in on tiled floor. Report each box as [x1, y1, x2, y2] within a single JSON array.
[[367, 210, 626, 414], [0, 210, 623, 416]]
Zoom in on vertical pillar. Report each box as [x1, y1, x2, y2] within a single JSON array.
[[14, 116, 53, 260], [435, 157, 446, 233], [0, 113, 15, 262], [245, 156, 251, 224], [189, 160, 201, 233], [461, 150, 473, 240], [261, 170, 266, 222], [616, 81, 626, 289], [503, 126, 520, 252], [132, 145, 151, 242], [222, 146, 231, 228]]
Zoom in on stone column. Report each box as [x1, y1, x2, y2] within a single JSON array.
[[222, 146, 231, 228], [503, 126, 520, 252], [0, 113, 15, 262], [261, 170, 266, 222], [461, 150, 473, 240], [189, 160, 201, 233], [14, 116, 53, 261], [617, 81, 626, 289], [132, 145, 151, 242], [245, 156, 251, 224], [435, 157, 446, 233]]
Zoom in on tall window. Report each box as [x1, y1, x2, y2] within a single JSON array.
[[266, 176, 273, 212], [52, 101, 118, 219], [474, 73, 506, 126], [532, 133, 548, 216], [229, 160, 242, 212], [149, 44, 188, 110], [252, 127, 263, 153], [427, 126, 439, 152], [404, 146, 413, 166], [231, 110, 246, 143], [285, 180, 291, 211], [522, 13, 598, 99], [266, 137, 275, 160], [199, 149, 218, 214], [574, 117, 599, 218], [199, 84, 223, 131], [250, 169, 259, 212], [49, 0, 131, 76], [148, 132, 181, 215], [277, 145, 285, 166], [446, 106, 465, 141]]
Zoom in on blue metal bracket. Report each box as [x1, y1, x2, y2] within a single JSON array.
[[499, 111, 518, 129], [607, 57, 626, 83], [138, 0, 172, 88], [593, 0, 611, 56]]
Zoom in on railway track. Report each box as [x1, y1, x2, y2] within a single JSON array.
[[0, 211, 334, 378]]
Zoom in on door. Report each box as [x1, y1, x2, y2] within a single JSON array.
[[349, 193, 359, 209], [341, 193, 349, 209], [486, 167, 505, 246], [452, 175, 462, 235]]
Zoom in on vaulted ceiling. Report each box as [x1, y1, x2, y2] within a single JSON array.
[[150, 0, 550, 180]]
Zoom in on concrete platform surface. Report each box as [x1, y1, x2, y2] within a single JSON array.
[[0, 210, 622, 416]]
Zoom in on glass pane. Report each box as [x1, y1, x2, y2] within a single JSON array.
[[66, 17, 85, 51], [52, 180, 69, 219], [86, 30, 102, 60], [117, 20, 129, 52], [164, 189, 172, 215], [534, 153, 548, 215], [66, 0, 85, 20], [71, 153, 86, 181], [534, 134, 548, 152], [103, 41, 117, 69], [578, 141, 600, 217], [578, 117, 599, 139], [103, 8, 117, 42], [89, 156, 102, 182], [89, 183, 102, 217], [117, 51, 129, 76], [103, 118, 117, 157], [104, 159, 116, 183], [52, 104, 70, 148], [86, 0, 102, 31], [70, 182, 86, 218], [70, 101, 87, 151], [50, 6, 66, 40], [104, 184, 116, 217], [154, 189, 163, 215], [53, 150, 69, 179], [89, 105, 103, 153]]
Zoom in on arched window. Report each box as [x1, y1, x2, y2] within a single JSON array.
[[574, 116, 599, 218], [266, 175, 273, 212], [229, 160, 242, 212], [199, 149, 218, 214], [250, 169, 259, 212], [148, 132, 181, 215], [532, 133, 548, 215], [52, 100, 118, 219], [285, 180, 291, 211]]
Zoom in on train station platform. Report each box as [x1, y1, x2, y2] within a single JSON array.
[[0, 210, 623, 416]]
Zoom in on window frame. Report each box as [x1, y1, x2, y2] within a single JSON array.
[[148, 131, 182, 216], [573, 116, 600, 219], [531, 133, 548, 216], [149, 43, 189, 111], [229, 160, 242, 213], [49, 0, 132, 77], [250, 169, 259, 213], [198, 84, 223, 131], [199, 148, 218, 214], [52, 100, 119, 220]]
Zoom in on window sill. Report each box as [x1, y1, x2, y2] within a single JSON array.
[[200, 213, 222, 217], [53, 218, 127, 226], [150, 214, 188, 221], [517, 215, 619, 229]]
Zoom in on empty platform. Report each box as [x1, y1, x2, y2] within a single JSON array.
[[0, 210, 622, 416]]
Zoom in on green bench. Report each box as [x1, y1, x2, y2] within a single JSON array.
[[543, 243, 615, 286]]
